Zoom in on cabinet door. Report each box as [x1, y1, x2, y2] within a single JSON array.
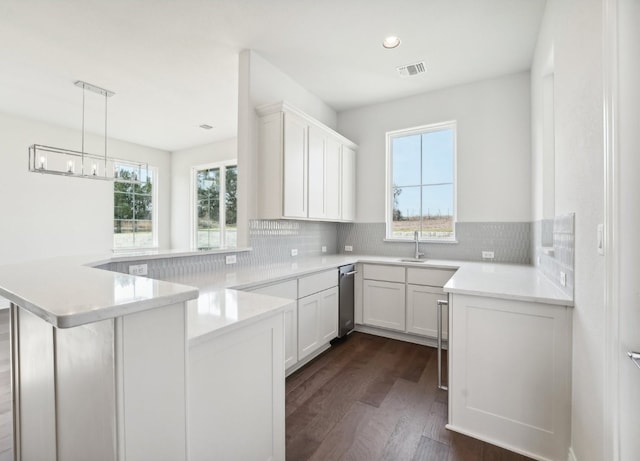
[[307, 126, 326, 219], [406, 284, 448, 339], [325, 138, 341, 220], [319, 286, 338, 343], [283, 113, 308, 218], [340, 145, 356, 221], [362, 279, 406, 331], [308, 128, 341, 221], [283, 303, 298, 369], [298, 292, 321, 361], [248, 280, 298, 369]]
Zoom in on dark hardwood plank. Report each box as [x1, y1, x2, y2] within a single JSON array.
[[286, 332, 534, 461], [448, 432, 484, 461], [412, 436, 450, 461]]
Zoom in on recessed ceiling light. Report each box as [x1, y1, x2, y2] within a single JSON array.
[[199, 124, 213, 130], [382, 36, 401, 49]]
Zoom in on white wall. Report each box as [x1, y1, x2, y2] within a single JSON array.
[[237, 50, 338, 245], [531, 1, 606, 460], [337, 72, 532, 223], [170, 138, 237, 249], [0, 112, 171, 265]]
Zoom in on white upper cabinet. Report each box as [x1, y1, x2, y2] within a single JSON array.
[[257, 102, 357, 222], [283, 112, 308, 218], [340, 145, 356, 222]]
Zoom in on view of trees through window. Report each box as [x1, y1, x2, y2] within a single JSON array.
[[113, 164, 154, 248], [196, 164, 237, 249], [390, 124, 455, 240]]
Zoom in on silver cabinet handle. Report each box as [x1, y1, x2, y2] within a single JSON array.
[[628, 351, 640, 370], [340, 270, 358, 277], [437, 299, 449, 391]]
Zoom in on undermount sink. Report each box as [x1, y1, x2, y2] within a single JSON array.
[[398, 258, 429, 263]]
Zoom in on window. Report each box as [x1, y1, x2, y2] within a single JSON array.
[[193, 162, 237, 249], [387, 122, 456, 241], [113, 163, 156, 249]]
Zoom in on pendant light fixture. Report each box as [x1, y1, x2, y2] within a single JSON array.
[[28, 80, 148, 183]]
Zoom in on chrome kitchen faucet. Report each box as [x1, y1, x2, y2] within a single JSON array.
[[414, 231, 424, 260]]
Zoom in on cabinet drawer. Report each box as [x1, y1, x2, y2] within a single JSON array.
[[298, 269, 338, 298], [363, 264, 405, 283], [406, 268, 455, 287], [248, 279, 298, 300]]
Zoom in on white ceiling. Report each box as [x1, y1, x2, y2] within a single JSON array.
[[0, 0, 546, 152]]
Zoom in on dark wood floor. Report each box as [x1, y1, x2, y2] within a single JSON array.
[[286, 332, 532, 461]]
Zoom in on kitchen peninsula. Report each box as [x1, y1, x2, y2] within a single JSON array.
[[0, 251, 573, 461]]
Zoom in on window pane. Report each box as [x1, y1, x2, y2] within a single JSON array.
[[113, 164, 155, 249], [422, 129, 454, 184], [391, 186, 420, 239], [225, 166, 238, 247], [392, 134, 421, 186], [197, 168, 219, 201], [421, 184, 454, 237]]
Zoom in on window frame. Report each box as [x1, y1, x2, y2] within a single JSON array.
[[190, 160, 238, 250], [385, 121, 458, 242], [112, 164, 158, 251]]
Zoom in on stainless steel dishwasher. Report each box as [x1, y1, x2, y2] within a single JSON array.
[[337, 264, 357, 338]]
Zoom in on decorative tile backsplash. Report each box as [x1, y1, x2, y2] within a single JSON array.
[[337, 222, 531, 264], [532, 213, 575, 297], [102, 219, 339, 279], [102, 217, 577, 288]]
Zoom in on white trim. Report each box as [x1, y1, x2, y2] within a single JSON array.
[[603, 0, 620, 460], [445, 424, 553, 461], [385, 121, 458, 242]]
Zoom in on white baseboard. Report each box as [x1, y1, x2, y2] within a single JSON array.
[[354, 324, 447, 349], [285, 343, 331, 377], [568, 447, 578, 461]]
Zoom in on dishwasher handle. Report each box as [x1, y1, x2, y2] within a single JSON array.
[[340, 270, 358, 277], [437, 299, 449, 391]]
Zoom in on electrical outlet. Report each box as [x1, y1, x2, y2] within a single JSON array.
[[225, 255, 237, 265], [482, 251, 495, 260], [321, 246, 327, 253], [560, 271, 567, 287], [344, 245, 353, 252], [128, 264, 148, 276], [290, 248, 298, 256]]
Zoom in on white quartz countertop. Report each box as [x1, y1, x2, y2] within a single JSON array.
[[442, 262, 573, 306], [0, 257, 198, 328], [187, 289, 295, 345], [0, 250, 573, 335]]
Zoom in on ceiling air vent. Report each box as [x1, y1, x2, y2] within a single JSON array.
[[396, 61, 426, 77]]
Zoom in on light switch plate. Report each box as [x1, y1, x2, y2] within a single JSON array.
[[321, 246, 327, 253], [290, 249, 298, 256], [560, 271, 567, 287], [344, 245, 353, 252], [482, 251, 495, 260], [225, 255, 237, 265]]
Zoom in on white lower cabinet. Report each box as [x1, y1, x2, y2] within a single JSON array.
[[362, 279, 406, 331], [361, 264, 456, 340], [298, 286, 338, 361], [248, 280, 298, 370], [406, 284, 448, 339], [245, 269, 339, 373], [188, 311, 285, 461], [448, 294, 572, 461]]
